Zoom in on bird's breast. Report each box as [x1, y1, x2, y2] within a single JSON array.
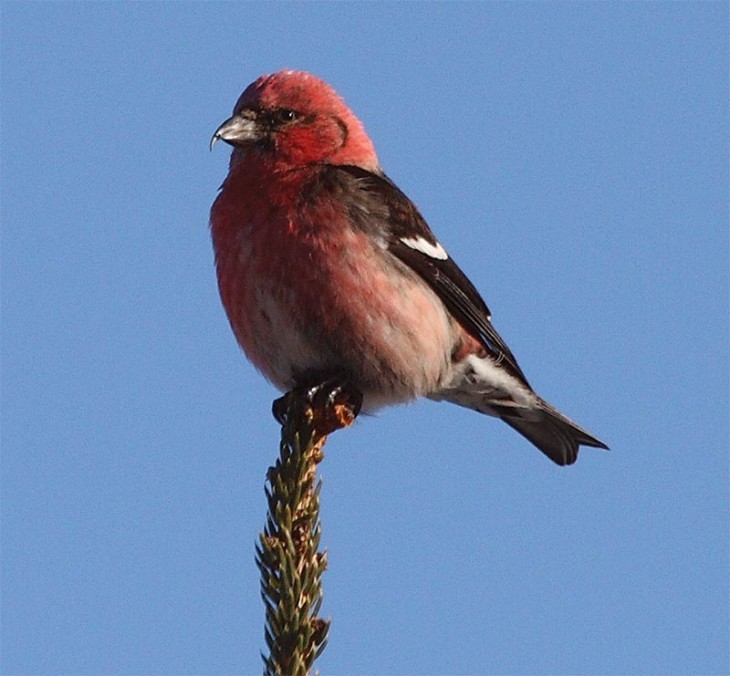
[[211, 170, 457, 407]]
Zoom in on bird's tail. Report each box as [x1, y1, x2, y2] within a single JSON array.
[[500, 398, 609, 466]]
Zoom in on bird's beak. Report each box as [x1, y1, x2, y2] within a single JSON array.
[[210, 113, 260, 151]]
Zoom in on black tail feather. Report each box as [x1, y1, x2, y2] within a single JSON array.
[[502, 399, 609, 466]]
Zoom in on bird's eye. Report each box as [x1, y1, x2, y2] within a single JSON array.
[[273, 108, 299, 125]]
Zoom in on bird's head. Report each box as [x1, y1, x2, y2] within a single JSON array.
[[211, 70, 380, 173]]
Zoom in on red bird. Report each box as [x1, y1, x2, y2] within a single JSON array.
[[210, 70, 608, 465]]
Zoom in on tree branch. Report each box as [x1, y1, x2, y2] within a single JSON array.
[[257, 385, 360, 675]]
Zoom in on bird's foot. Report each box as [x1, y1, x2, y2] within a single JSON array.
[[272, 376, 363, 436]]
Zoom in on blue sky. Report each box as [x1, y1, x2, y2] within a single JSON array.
[[2, 3, 728, 674]]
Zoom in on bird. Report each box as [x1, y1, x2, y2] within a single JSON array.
[[210, 69, 608, 465]]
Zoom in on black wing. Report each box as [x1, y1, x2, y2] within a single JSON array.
[[335, 165, 530, 387]]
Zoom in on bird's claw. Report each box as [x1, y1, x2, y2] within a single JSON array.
[[272, 377, 363, 435], [305, 378, 363, 418], [271, 393, 291, 425]]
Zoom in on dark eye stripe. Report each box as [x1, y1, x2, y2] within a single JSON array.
[[265, 108, 300, 127]]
